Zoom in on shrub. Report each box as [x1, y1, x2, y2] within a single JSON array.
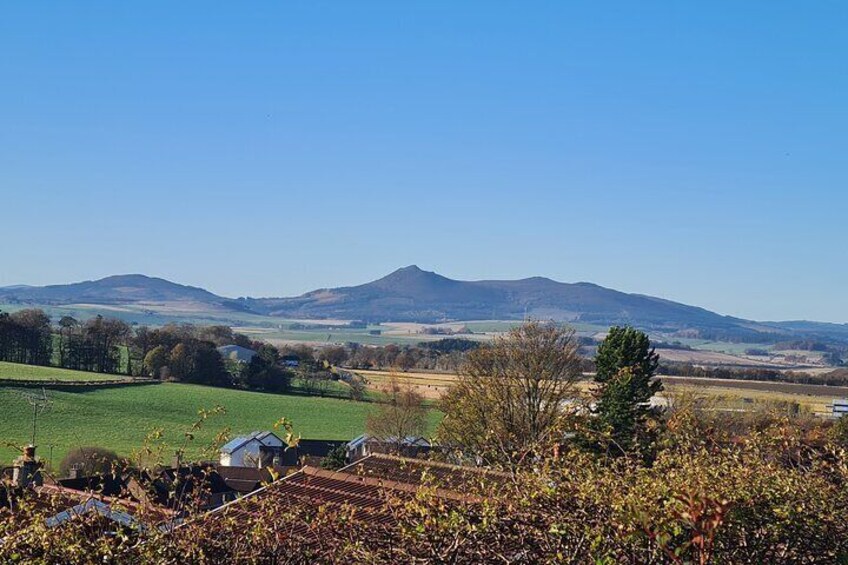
[[58, 446, 121, 477]]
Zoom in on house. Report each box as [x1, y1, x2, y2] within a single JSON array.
[[220, 432, 347, 469], [216, 345, 257, 363], [38, 486, 176, 532], [220, 431, 287, 468], [139, 464, 236, 510], [49, 462, 237, 513], [346, 434, 431, 463], [295, 439, 347, 466]]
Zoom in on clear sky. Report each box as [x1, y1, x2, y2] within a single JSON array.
[[1, 2, 846, 322]]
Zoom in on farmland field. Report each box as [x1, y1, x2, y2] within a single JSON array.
[[0, 380, 443, 468], [0, 361, 127, 382], [356, 368, 845, 415]]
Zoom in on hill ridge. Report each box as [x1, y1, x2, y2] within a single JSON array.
[[1, 268, 844, 342]]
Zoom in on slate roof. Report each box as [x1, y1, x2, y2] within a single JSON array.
[[216, 345, 257, 363], [35, 484, 177, 529], [220, 431, 282, 454]]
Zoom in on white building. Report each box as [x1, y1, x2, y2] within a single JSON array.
[[216, 345, 258, 363], [220, 431, 285, 468], [346, 435, 431, 462]]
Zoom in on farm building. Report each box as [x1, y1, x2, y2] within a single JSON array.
[[281, 355, 300, 367], [216, 345, 257, 363], [346, 434, 431, 462]]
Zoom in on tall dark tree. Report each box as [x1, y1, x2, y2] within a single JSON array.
[[82, 316, 130, 374], [9, 309, 53, 365], [239, 344, 290, 392], [591, 326, 662, 457], [57, 316, 80, 368]]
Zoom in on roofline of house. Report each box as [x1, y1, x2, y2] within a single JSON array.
[[342, 452, 513, 479]]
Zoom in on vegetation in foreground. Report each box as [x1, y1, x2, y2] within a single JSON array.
[[3, 396, 847, 563], [2, 323, 848, 563]]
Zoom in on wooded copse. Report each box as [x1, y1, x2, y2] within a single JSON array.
[[4, 308, 847, 396], [0, 309, 291, 392]]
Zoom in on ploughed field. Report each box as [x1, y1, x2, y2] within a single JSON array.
[[0, 364, 442, 467], [357, 369, 842, 414]]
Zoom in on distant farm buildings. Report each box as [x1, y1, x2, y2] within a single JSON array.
[[216, 345, 257, 363], [219, 430, 345, 469], [346, 434, 431, 462], [281, 355, 300, 368]]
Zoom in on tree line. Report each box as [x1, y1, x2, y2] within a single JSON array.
[[320, 338, 595, 374], [0, 309, 292, 393], [657, 361, 848, 386]]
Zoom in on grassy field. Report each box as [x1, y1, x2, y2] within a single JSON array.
[[0, 381, 443, 468], [0, 361, 128, 382]]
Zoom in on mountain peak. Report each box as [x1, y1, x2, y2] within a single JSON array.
[[366, 265, 458, 295], [379, 265, 440, 281], [395, 265, 425, 274]]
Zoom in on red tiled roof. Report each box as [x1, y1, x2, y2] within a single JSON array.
[[187, 454, 505, 537], [343, 453, 511, 492]]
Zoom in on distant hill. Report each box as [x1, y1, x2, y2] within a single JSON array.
[[0, 274, 233, 311], [3, 267, 846, 343], [241, 266, 786, 340]]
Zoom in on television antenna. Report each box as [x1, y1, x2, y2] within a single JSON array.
[[18, 388, 53, 446]]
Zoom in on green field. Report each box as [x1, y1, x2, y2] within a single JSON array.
[[0, 381, 443, 468], [0, 361, 126, 382]]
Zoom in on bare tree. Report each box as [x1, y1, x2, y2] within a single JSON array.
[[347, 374, 368, 401], [366, 375, 427, 450], [437, 321, 581, 466]]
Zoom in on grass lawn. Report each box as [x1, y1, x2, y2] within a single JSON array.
[[0, 382, 443, 468], [0, 361, 125, 382]]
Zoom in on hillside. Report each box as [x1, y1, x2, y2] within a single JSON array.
[[244, 266, 787, 340], [3, 267, 846, 343], [0, 274, 237, 312]]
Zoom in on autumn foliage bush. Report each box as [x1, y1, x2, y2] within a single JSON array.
[[2, 406, 848, 564]]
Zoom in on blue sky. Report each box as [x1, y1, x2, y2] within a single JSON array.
[[1, 2, 846, 322]]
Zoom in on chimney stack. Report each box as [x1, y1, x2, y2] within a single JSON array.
[[68, 463, 84, 479], [12, 445, 43, 488]]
